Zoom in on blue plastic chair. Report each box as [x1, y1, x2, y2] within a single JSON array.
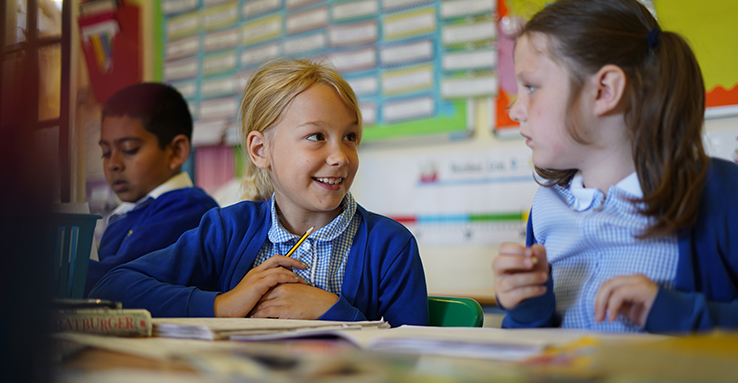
[[49, 213, 101, 299], [428, 295, 484, 327]]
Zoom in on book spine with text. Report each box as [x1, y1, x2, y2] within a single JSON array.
[[53, 308, 152, 337]]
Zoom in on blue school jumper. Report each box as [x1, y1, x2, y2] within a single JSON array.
[[85, 187, 218, 297], [502, 158, 738, 333], [89, 200, 430, 327]]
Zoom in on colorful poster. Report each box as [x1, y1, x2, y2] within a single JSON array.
[[359, 146, 538, 245], [655, 0, 738, 118]]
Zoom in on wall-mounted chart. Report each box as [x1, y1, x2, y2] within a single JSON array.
[[156, 0, 500, 145], [360, 147, 538, 245]]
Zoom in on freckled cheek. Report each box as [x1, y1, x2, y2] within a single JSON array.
[[529, 103, 545, 120]]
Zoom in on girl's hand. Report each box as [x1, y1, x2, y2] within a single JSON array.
[[594, 274, 658, 328], [213, 255, 307, 318], [492, 242, 550, 309], [249, 283, 339, 320]]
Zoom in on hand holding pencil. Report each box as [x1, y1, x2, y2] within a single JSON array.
[[248, 225, 339, 320], [213, 228, 314, 318]]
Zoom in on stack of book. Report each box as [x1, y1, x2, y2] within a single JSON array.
[[52, 299, 152, 337], [152, 317, 390, 341]]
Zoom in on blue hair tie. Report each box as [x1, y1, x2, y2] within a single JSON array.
[[647, 27, 661, 49]]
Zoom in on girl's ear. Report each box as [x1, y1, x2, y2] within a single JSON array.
[[247, 130, 270, 169], [592, 64, 626, 116], [168, 134, 191, 171]]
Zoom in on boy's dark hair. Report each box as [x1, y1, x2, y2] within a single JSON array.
[[102, 83, 193, 148]]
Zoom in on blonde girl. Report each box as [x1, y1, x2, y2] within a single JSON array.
[[91, 59, 429, 326]]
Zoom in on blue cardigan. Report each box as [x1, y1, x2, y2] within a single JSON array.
[[503, 158, 738, 333], [85, 187, 218, 297], [89, 200, 429, 327]]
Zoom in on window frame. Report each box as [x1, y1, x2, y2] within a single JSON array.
[[1, 0, 72, 202]]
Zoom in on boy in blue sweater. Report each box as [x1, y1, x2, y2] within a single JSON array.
[[85, 83, 218, 297], [90, 59, 429, 327]]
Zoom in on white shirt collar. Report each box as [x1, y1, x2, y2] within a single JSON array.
[[266, 192, 356, 244], [108, 172, 193, 218], [569, 173, 596, 211], [613, 171, 643, 198], [147, 172, 194, 199], [569, 171, 642, 211]]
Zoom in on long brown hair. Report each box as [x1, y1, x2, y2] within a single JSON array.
[[522, 0, 708, 238]]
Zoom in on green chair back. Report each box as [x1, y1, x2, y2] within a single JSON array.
[[428, 295, 484, 327]]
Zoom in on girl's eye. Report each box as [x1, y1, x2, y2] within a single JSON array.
[[123, 148, 140, 156], [344, 132, 358, 142], [307, 133, 325, 141], [525, 85, 537, 93], [101, 152, 111, 159]]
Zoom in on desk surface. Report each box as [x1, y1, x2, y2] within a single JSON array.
[[56, 330, 738, 383], [63, 347, 197, 373], [58, 339, 526, 383]]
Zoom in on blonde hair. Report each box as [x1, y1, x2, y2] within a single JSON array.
[[239, 58, 363, 201]]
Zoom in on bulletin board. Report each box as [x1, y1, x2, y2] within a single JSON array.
[[492, 0, 738, 134], [153, 0, 501, 146], [493, 0, 655, 135], [491, 0, 546, 136], [654, 0, 738, 118]]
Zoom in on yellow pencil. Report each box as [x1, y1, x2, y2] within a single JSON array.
[[285, 226, 314, 257]]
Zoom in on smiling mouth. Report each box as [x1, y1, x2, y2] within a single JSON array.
[[314, 177, 344, 185]]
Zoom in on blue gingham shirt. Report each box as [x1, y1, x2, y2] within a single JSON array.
[[532, 172, 678, 332], [252, 193, 361, 295]]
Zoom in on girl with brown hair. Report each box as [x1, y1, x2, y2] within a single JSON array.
[[492, 0, 738, 333]]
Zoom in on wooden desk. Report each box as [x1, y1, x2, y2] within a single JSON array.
[[63, 348, 197, 373], [57, 339, 524, 383], [55, 330, 738, 383]]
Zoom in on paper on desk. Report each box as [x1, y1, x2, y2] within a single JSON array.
[[234, 325, 664, 361], [53, 332, 243, 360], [153, 317, 390, 340], [58, 370, 227, 383]]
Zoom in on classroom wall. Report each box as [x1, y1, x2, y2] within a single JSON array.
[[74, 0, 738, 303], [348, 0, 738, 301], [352, 100, 738, 302], [352, 99, 523, 301]]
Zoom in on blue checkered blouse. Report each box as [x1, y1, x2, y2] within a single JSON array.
[[532, 172, 679, 332], [252, 193, 361, 295]]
